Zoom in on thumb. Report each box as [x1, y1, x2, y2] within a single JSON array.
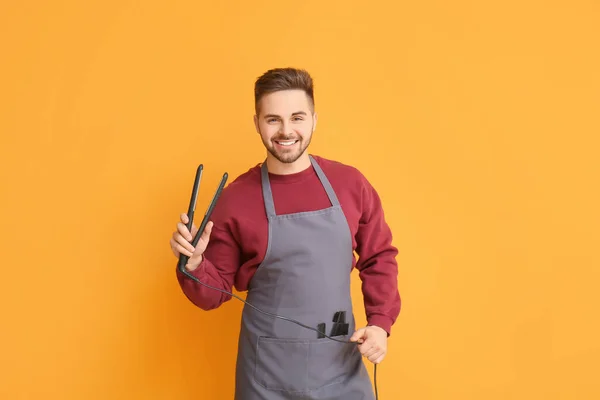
[[198, 221, 214, 247], [350, 327, 367, 343], [204, 220, 214, 236]]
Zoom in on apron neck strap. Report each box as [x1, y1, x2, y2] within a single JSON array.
[[260, 155, 341, 218]]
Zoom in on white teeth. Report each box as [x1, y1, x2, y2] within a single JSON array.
[[277, 140, 296, 146]]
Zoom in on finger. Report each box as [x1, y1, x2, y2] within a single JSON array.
[[177, 245, 194, 257], [357, 337, 374, 349], [365, 345, 380, 357], [173, 232, 195, 253], [198, 221, 213, 243], [365, 347, 383, 360], [368, 351, 385, 364], [170, 237, 194, 257], [350, 328, 366, 342], [363, 345, 380, 359], [372, 353, 386, 364], [180, 213, 189, 224], [358, 342, 374, 356], [177, 222, 193, 241], [170, 239, 180, 257], [191, 223, 199, 237]]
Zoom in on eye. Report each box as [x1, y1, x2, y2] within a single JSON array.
[[293, 116, 304, 121]]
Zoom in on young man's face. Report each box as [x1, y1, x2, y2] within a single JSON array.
[[254, 89, 317, 165]]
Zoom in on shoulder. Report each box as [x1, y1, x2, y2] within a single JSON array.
[[311, 154, 370, 189], [225, 163, 262, 194], [210, 163, 262, 221], [311, 155, 383, 217]]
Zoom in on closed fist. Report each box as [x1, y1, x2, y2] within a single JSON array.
[[349, 325, 388, 364]]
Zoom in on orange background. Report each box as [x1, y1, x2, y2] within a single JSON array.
[[1, 1, 599, 399]]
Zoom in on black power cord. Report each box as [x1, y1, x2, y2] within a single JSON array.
[[179, 268, 379, 399]]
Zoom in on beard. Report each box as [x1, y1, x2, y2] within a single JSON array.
[[261, 131, 312, 164]]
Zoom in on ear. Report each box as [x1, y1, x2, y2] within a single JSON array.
[[253, 114, 259, 133], [312, 112, 318, 131]]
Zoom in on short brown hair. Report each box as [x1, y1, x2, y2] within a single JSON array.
[[254, 67, 314, 115]]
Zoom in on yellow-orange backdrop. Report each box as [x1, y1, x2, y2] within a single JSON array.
[[1, 1, 599, 399]]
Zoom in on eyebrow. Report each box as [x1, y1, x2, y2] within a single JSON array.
[[263, 111, 307, 119]]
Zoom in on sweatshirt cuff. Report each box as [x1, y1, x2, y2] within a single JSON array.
[[367, 315, 394, 336]]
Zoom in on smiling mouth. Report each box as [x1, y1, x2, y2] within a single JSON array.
[[274, 139, 299, 147]]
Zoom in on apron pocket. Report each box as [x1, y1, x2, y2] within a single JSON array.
[[307, 336, 354, 391], [254, 336, 310, 394]]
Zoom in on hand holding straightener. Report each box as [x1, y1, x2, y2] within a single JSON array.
[[169, 164, 228, 273]]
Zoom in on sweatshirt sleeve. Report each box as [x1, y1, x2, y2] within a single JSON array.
[[354, 174, 401, 336], [175, 223, 241, 310]]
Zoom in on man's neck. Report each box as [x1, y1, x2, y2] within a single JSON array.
[[265, 153, 311, 175]]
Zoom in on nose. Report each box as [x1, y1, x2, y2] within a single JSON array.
[[279, 120, 293, 136]]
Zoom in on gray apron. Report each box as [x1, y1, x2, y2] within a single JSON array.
[[234, 155, 375, 400]]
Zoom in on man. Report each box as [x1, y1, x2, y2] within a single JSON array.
[[170, 67, 400, 399]]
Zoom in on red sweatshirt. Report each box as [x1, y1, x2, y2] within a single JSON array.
[[176, 155, 401, 335]]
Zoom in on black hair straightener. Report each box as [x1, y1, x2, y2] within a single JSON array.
[[177, 164, 228, 276]]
